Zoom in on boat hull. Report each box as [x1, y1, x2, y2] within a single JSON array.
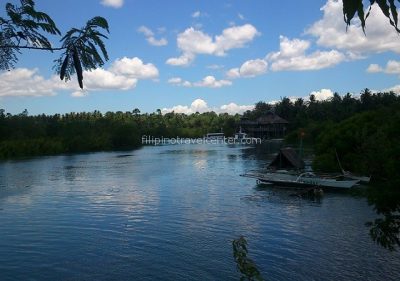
[[244, 172, 359, 189]]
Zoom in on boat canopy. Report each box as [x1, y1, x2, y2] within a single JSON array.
[[268, 147, 305, 170]]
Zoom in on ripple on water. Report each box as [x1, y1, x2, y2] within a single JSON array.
[[0, 146, 399, 281]]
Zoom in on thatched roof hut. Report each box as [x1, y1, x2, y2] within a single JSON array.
[[268, 147, 305, 170]]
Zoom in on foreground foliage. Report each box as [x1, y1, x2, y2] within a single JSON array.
[[233, 236, 263, 281], [0, 0, 109, 88]]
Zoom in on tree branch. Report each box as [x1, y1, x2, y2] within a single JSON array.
[[0, 45, 66, 51]]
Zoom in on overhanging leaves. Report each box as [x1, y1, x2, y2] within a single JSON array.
[[343, 0, 400, 33], [0, 0, 61, 69], [54, 16, 110, 89], [0, 1, 109, 89]]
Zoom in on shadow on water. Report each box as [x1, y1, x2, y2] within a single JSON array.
[[242, 183, 326, 208], [239, 142, 284, 162]]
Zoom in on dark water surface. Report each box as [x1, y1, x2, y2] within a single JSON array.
[[0, 144, 399, 281]]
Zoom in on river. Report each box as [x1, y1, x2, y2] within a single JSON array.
[[0, 143, 399, 281]]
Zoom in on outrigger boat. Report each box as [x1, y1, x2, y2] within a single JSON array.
[[242, 170, 359, 189], [241, 147, 360, 189]]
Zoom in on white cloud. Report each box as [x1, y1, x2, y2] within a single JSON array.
[[219, 102, 253, 114], [137, 26, 168, 46], [226, 59, 268, 79], [100, 0, 124, 8], [238, 13, 245, 20], [161, 98, 254, 114], [366, 64, 383, 73], [71, 90, 88, 98], [366, 60, 400, 76], [1, 56, 158, 98], [162, 99, 208, 114], [177, 28, 216, 54], [192, 11, 201, 18], [166, 54, 195, 66], [309, 88, 334, 101], [385, 60, 400, 74], [191, 98, 209, 112], [111, 57, 159, 79], [167, 77, 183, 84], [137, 26, 152, 37], [268, 37, 310, 61], [168, 75, 231, 88], [239, 59, 268, 77], [83, 68, 137, 90], [214, 24, 260, 55], [306, 0, 400, 55], [0, 68, 66, 97], [193, 76, 232, 88], [226, 68, 241, 79], [166, 24, 259, 66], [167, 77, 192, 87], [267, 36, 346, 71], [380, 85, 400, 94]]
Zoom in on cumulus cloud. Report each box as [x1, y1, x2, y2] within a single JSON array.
[[0, 56, 159, 98], [267, 36, 345, 71], [0, 68, 66, 97], [367, 60, 400, 77], [83, 68, 137, 90], [309, 88, 334, 101], [100, 0, 124, 8], [194, 76, 232, 88], [380, 85, 400, 94], [227, 59, 268, 78], [168, 75, 232, 88], [240, 59, 268, 77], [161, 98, 254, 114], [306, 0, 400, 55], [166, 54, 195, 66], [166, 24, 259, 66], [137, 26, 168, 46], [366, 64, 383, 73], [219, 102, 254, 114], [267, 88, 336, 104], [111, 57, 159, 79], [226, 68, 241, 79]]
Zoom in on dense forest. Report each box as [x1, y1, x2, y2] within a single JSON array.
[[248, 89, 400, 181], [0, 108, 239, 159]]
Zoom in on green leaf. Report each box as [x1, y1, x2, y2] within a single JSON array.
[[60, 54, 69, 80]]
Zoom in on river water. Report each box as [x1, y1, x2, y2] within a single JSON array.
[[0, 144, 399, 281]]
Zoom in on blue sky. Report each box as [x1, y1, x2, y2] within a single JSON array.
[[1, 0, 400, 115]]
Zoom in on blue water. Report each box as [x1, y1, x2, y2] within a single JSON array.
[[0, 144, 399, 281]]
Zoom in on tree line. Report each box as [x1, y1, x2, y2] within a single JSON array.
[[0, 108, 239, 159]]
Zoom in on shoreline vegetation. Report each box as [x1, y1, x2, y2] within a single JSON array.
[[1, 89, 399, 172]]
